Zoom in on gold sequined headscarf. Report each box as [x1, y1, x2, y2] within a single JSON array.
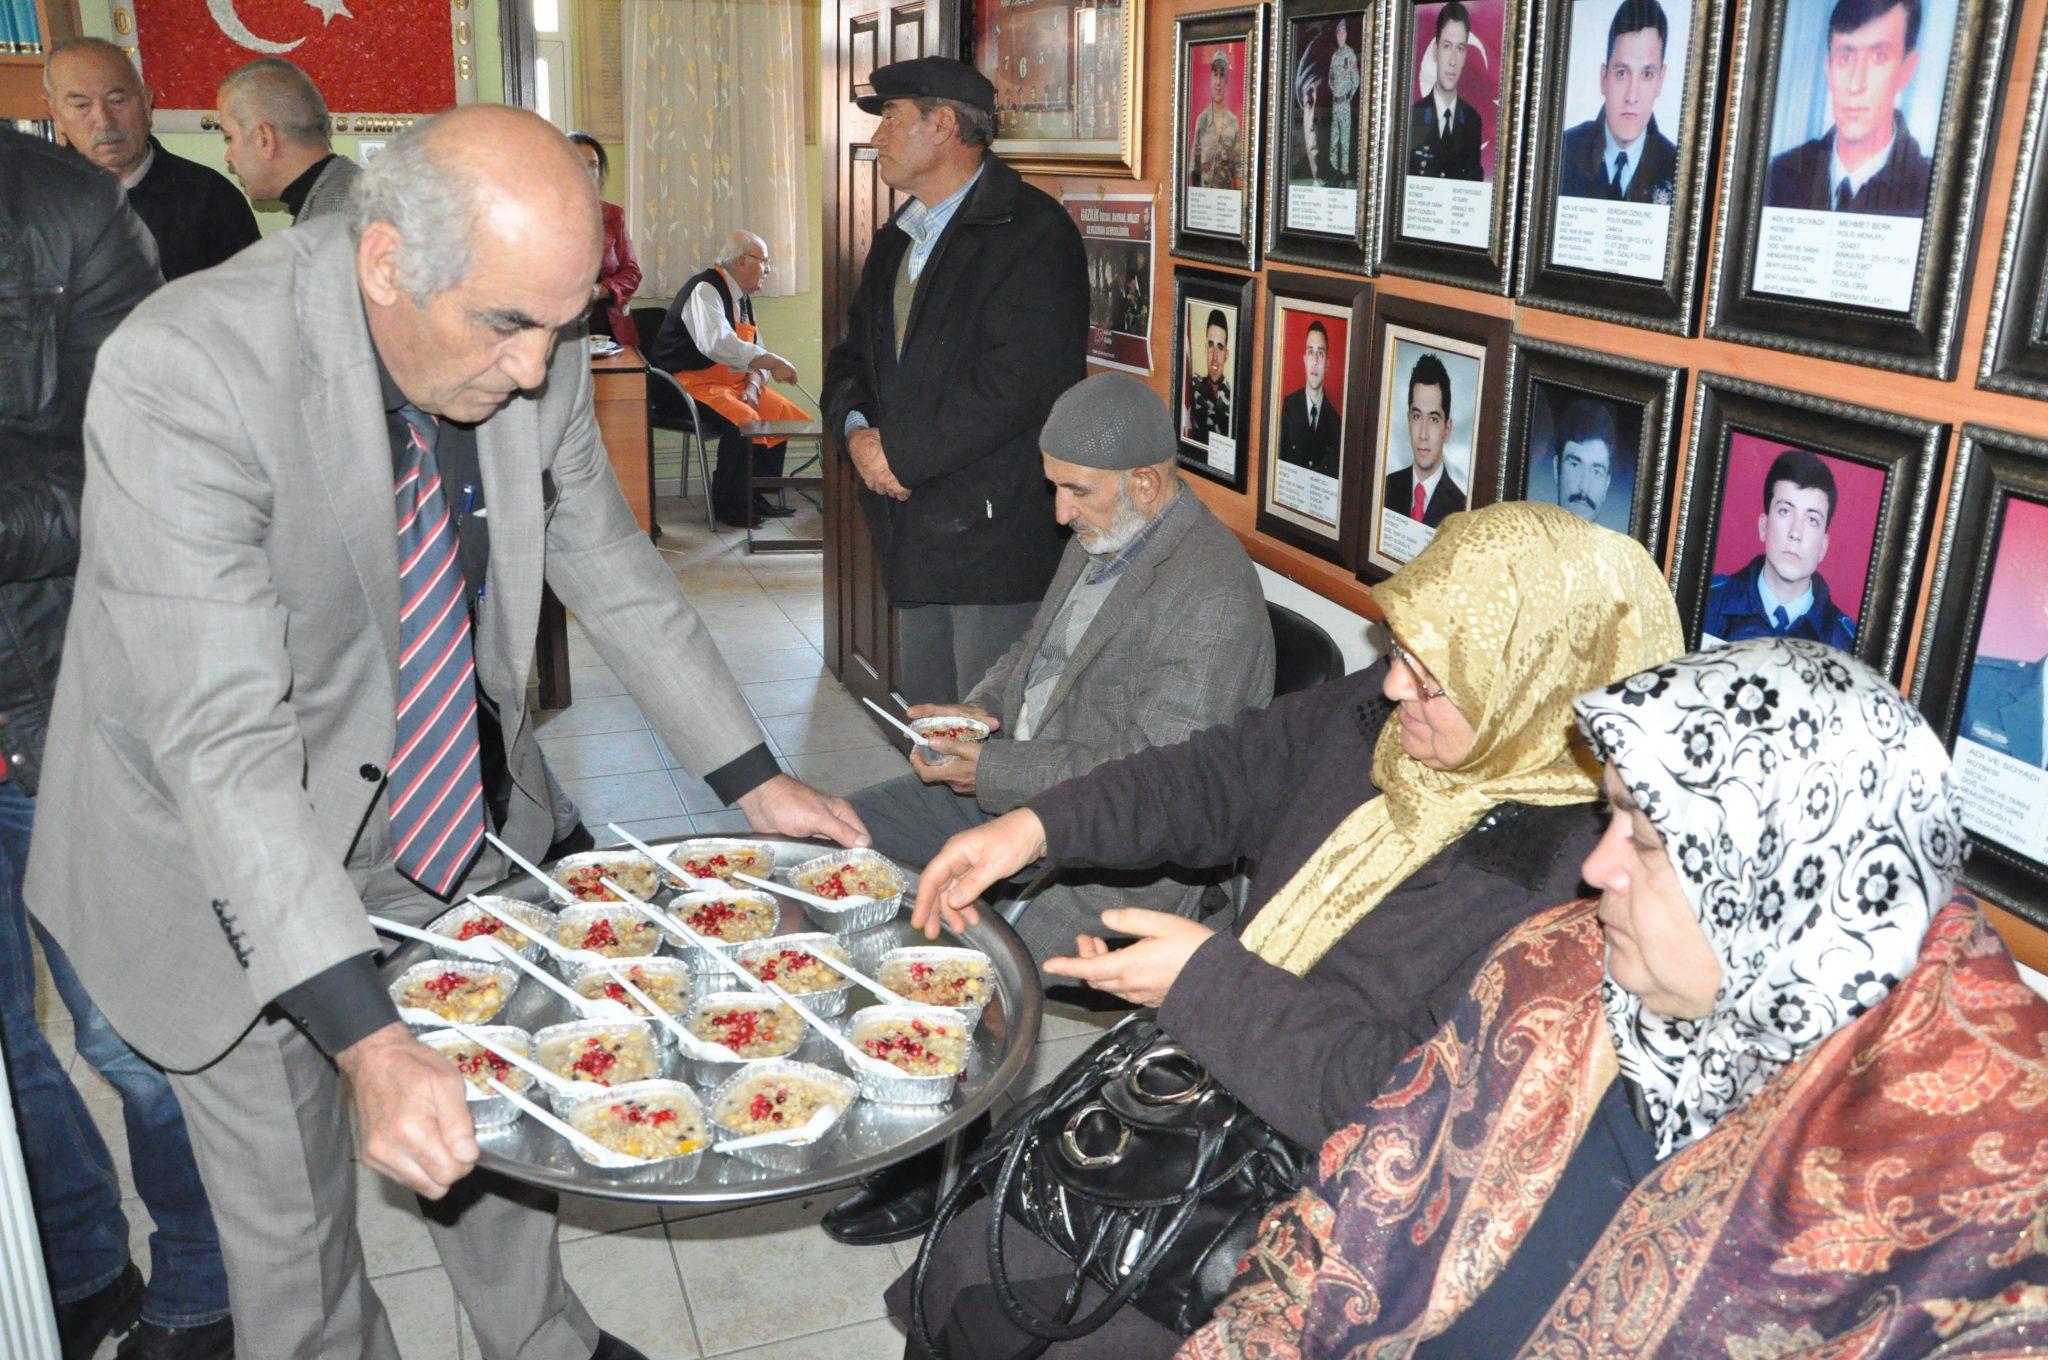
[[1240, 502, 1684, 974]]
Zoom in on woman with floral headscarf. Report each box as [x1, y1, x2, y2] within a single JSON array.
[[1184, 637, 2048, 1360]]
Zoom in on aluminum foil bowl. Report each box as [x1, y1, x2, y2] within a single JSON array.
[[729, 933, 857, 1019], [532, 1017, 667, 1110], [389, 958, 520, 1029], [676, 990, 815, 1087], [556, 1079, 709, 1181], [549, 851, 667, 906], [423, 897, 556, 964], [784, 849, 906, 935], [548, 903, 667, 972], [844, 1005, 971, 1105], [875, 945, 996, 1028], [653, 838, 779, 887], [909, 715, 991, 744], [659, 889, 783, 972], [706, 1060, 859, 1173], [568, 957, 696, 1027], [418, 1025, 536, 1130]]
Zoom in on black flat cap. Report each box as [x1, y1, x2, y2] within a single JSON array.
[[856, 57, 997, 115]]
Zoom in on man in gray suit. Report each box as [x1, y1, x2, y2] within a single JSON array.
[[27, 107, 864, 1360], [216, 57, 362, 224]]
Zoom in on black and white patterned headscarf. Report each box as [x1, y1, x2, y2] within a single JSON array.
[[1573, 637, 1966, 1157]]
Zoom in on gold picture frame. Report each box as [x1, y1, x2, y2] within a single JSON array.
[[966, 0, 1145, 176]]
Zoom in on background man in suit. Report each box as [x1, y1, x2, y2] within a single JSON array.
[[824, 57, 1089, 705], [1277, 320, 1342, 476], [1551, 398, 1617, 521], [1558, 0, 1678, 202], [1184, 308, 1233, 444], [26, 107, 864, 1360], [1407, 1, 1486, 180], [1958, 575, 2047, 768], [1764, 0, 1930, 216], [43, 38, 261, 281], [823, 373, 1273, 1246], [1702, 448, 1858, 650], [1383, 352, 1468, 527], [216, 57, 362, 225]]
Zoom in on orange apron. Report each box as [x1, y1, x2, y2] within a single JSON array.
[[675, 319, 806, 447]]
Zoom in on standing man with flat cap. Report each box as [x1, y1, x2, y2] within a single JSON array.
[[824, 56, 1090, 705], [823, 372, 1273, 1245]]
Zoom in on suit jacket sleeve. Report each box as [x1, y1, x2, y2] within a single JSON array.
[[205, 180, 262, 274], [77, 321, 388, 1007], [538, 354, 769, 783], [822, 243, 885, 438]]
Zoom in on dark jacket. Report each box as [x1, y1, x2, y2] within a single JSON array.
[[1764, 115, 1931, 218], [823, 152, 1089, 606], [1276, 387, 1341, 476], [1407, 94, 1485, 180], [1959, 655, 2047, 769], [1030, 664, 1598, 1148], [1384, 463, 1467, 528], [121, 138, 261, 283], [0, 129, 161, 791], [1557, 114, 1678, 203], [1700, 553, 1856, 653], [648, 265, 751, 374]]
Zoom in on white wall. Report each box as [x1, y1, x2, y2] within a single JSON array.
[[1256, 566, 1383, 675]]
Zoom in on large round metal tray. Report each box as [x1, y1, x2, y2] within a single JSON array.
[[375, 835, 1042, 1204]]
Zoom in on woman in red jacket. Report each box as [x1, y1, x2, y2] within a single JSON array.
[[570, 131, 642, 347]]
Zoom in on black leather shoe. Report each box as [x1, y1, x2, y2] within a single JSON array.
[[590, 1332, 652, 1360], [821, 1150, 944, 1246], [56, 1262, 144, 1360], [546, 822, 596, 859], [753, 499, 797, 519], [115, 1317, 234, 1360]]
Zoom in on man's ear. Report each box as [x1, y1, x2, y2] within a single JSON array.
[[254, 122, 281, 160], [356, 222, 407, 309]]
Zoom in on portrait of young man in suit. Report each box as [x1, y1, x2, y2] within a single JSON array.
[[1959, 569, 2048, 770], [1557, 0, 1679, 203], [1763, 0, 1932, 217], [1277, 320, 1343, 477], [1701, 448, 1859, 651], [1407, 2, 1487, 180], [1382, 351, 1468, 526]]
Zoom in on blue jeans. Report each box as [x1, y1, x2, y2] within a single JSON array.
[[0, 778, 229, 1327]]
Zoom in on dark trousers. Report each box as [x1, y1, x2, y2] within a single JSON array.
[[711, 430, 788, 521]]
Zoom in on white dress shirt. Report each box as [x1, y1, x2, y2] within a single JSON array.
[[681, 265, 766, 372]]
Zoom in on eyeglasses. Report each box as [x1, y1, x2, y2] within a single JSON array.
[[1388, 642, 1447, 701]]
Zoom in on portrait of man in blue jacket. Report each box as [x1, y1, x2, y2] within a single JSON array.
[[1701, 447, 1858, 652], [1958, 573, 2048, 769]]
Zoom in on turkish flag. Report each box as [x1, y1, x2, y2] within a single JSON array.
[[134, 0, 456, 114]]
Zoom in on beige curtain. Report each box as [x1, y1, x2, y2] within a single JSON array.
[[624, 0, 810, 298]]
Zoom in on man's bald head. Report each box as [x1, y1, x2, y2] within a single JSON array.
[[44, 37, 154, 176]]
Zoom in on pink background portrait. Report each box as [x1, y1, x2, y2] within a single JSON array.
[[1187, 39, 1249, 175], [1410, 0, 1508, 180], [1709, 433, 1887, 628], [1275, 307, 1351, 408], [1976, 496, 2048, 662]]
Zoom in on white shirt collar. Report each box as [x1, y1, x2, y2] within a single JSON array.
[[1756, 572, 1814, 625], [1830, 127, 1896, 200], [1414, 462, 1443, 500], [1434, 92, 1458, 126], [119, 146, 154, 192], [1603, 123, 1645, 187]]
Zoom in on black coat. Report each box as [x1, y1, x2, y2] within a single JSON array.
[[121, 138, 261, 282], [823, 153, 1088, 606], [1764, 116, 1931, 217], [1384, 463, 1466, 527], [0, 130, 161, 790], [1557, 114, 1678, 203], [1407, 94, 1485, 180], [1276, 387, 1341, 476]]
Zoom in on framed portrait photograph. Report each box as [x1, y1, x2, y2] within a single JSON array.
[[1670, 374, 1946, 680], [1356, 294, 1511, 580], [1256, 271, 1373, 564], [1517, 0, 1730, 332], [969, 0, 1145, 175], [1172, 267, 1259, 489], [1263, 0, 1374, 271], [1979, 45, 2048, 399], [1911, 427, 2048, 926], [1172, 6, 1267, 269], [1374, 0, 1531, 291], [1497, 336, 1684, 561], [1704, 0, 2012, 376]]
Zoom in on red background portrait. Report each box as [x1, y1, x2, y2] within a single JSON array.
[[135, 0, 455, 113], [1710, 432, 1887, 627], [1186, 38, 1247, 163], [1978, 496, 2048, 662], [1409, 0, 1507, 180], [1275, 305, 1349, 408]]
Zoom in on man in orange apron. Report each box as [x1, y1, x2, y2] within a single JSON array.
[[648, 230, 808, 527]]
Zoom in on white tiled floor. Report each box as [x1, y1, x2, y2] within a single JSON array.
[[42, 455, 1117, 1359]]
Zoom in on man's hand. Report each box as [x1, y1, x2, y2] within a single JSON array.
[[911, 736, 982, 793], [1041, 910, 1217, 1008], [905, 702, 1000, 732], [910, 809, 1048, 938], [338, 1022, 479, 1199], [846, 427, 910, 501], [737, 772, 869, 848], [749, 352, 801, 385]]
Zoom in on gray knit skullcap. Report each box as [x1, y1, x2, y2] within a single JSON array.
[[1039, 372, 1177, 470]]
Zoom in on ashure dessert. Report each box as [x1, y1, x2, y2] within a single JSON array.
[[554, 910, 662, 959], [793, 856, 905, 903], [537, 1024, 660, 1089], [421, 1028, 535, 1098], [712, 1067, 848, 1136], [666, 841, 774, 884], [393, 966, 511, 1025], [879, 953, 994, 1010], [738, 939, 850, 996], [686, 999, 805, 1059], [574, 963, 690, 1017], [673, 894, 778, 945], [910, 717, 990, 743], [553, 855, 662, 903], [568, 1091, 705, 1162], [432, 898, 551, 951], [857, 1014, 968, 1077]]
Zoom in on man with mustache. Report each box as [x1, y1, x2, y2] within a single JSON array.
[[1550, 398, 1617, 524], [43, 37, 260, 281]]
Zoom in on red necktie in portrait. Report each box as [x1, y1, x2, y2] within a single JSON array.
[[1411, 483, 1427, 522]]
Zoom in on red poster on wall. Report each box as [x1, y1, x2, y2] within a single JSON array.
[[130, 0, 457, 114]]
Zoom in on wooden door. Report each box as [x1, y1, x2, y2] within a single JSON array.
[[821, 0, 950, 713]]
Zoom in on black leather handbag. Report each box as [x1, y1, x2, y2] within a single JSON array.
[[908, 1013, 1311, 1358]]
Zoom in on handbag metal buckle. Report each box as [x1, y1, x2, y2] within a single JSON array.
[[1124, 1043, 1213, 1107], [1060, 1102, 1132, 1167]]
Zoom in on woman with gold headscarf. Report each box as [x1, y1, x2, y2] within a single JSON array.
[[885, 503, 1685, 1359]]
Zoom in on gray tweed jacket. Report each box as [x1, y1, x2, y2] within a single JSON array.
[[293, 153, 361, 224]]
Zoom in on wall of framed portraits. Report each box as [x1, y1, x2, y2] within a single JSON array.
[[985, 0, 2048, 942]]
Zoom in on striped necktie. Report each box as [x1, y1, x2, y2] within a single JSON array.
[[388, 404, 486, 897]]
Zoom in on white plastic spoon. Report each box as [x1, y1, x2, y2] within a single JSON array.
[[732, 869, 877, 916], [483, 1077, 645, 1168], [792, 948, 918, 1009], [477, 937, 637, 1021], [860, 696, 931, 747], [482, 830, 576, 905], [436, 1018, 586, 1096], [713, 1105, 840, 1153], [368, 914, 494, 961], [466, 895, 601, 968], [589, 960, 741, 1063], [602, 823, 726, 893]]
